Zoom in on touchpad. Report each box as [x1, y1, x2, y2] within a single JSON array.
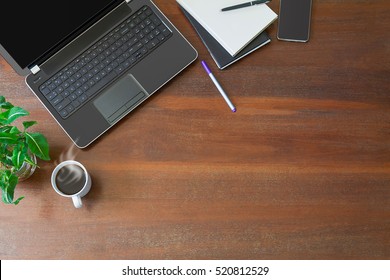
[[93, 73, 147, 124]]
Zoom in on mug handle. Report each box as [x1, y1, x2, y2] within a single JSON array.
[[72, 196, 83, 208]]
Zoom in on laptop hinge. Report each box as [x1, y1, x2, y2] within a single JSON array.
[[30, 65, 41, 75]]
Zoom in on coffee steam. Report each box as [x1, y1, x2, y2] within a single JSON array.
[[54, 143, 86, 195]]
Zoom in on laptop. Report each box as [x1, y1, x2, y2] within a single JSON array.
[[0, 0, 197, 148]]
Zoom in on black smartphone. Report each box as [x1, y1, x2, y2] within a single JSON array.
[[277, 0, 312, 42]]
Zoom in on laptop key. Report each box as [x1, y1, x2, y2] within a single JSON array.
[[72, 100, 81, 108], [85, 71, 117, 97], [60, 110, 68, 118], [55, 98, 71, 111], [39, 86, 50, 95], [79, 94, 88, 103], [47, 92, 57, 100], [51, 95, 64, 106], [65, 104, 74, 113]]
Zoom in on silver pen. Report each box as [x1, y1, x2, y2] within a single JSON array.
[[201, 60, 236, 113]]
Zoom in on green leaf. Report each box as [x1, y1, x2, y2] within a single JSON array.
[[0, 143, 13, 163], [9, 126, 21, 134], [12, 145, 27, 170], [0, 126, 12, 133], [0, 171, 23, 205], [0, 96, 13, 110], [0, 145, 13, 167], [0, 102, 13, 110], [23, 121, 37, 130], [12, 196, 25, 205], [0, 106, 29, 124], [0, 132, 18, 144], [25, 132, 50, 161], [23, 156, 37, 168]]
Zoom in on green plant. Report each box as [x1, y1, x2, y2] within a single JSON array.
[[0, 96, 50, 205]]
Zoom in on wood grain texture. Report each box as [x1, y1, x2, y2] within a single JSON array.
[[0, 0, 389, 260]]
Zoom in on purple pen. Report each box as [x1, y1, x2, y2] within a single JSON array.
[[201, 60, 236, 112]]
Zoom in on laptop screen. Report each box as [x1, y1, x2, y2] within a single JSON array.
[[0, 0, 122, 70]]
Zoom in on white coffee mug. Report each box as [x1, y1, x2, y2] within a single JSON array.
[[51, 160, 92, 208]]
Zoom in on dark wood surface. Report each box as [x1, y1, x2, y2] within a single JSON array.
[[0, 0, 389, 260]]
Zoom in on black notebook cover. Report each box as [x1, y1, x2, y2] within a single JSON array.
[[179, 5, 271, 69]]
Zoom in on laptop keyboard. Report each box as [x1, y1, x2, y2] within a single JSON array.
[[38, 5, 172, 119]]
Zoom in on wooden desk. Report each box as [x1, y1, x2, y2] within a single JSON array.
[[0, 0, 389, 260]]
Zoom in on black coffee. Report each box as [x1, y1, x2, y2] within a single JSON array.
[[55, 164, 86, 195]]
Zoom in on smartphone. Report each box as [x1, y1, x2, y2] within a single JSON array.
[[277, 0, 312, 42]]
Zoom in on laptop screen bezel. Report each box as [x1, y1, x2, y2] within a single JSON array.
[[0, 0, 123, 76]]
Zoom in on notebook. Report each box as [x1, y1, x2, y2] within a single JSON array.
[[176, 0, 277, 57], [179, 4, 271, 69], [0, 0, 198, 148]]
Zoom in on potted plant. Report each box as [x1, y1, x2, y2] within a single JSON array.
[[0, 95, 50, 205]]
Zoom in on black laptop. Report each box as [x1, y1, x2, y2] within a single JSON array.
[[0, 0, 197, 148]]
